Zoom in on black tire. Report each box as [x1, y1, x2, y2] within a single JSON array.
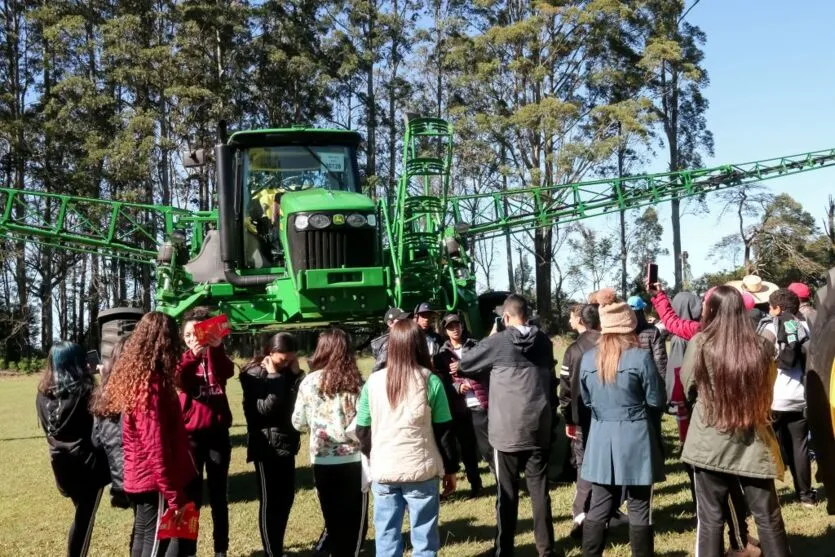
[[97, 308, 145, 366]]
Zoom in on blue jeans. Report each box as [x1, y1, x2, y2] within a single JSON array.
[[372, 479, 440, 557]]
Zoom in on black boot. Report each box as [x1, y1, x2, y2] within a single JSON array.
[[582, 520, 607, 557], [629, 525, 654, 557]]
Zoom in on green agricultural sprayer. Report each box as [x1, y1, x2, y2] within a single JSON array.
[[2, 115, 835, 359]]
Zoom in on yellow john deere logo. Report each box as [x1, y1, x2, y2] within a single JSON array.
[[332, 214, 345, 225]]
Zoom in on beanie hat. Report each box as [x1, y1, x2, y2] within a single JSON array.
[[597, 288, 637, 334], [787, 282, 811, 300]]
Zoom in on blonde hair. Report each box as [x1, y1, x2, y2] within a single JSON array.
[[596, 333, 640, 384], [594, 288, 638, 384]]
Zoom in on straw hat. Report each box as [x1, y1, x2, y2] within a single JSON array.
[[725, 274, 779, 305]]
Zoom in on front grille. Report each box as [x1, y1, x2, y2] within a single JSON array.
[[288, 218, 377, 271]]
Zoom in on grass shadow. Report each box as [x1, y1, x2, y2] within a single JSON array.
[[787, 525, 835, 554]]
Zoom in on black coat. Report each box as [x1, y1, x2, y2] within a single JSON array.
[[36, 389, 111, 499], [240, 363, 303, 461], [370, 333, 389, 372], [92, 415, 129, 508], [558, 329, 600, 429]]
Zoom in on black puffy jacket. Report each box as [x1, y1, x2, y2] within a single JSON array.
[[36, 389, 111, 499], [370, 333, 389, 372], [636, 311, 667, 388], [92, 415, 129, 508], [240, 363, 303, 461]]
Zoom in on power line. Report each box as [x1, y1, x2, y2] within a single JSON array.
[[679, 0, 703, 23]]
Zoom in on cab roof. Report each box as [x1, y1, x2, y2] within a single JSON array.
[[228, 127, 362, 148]]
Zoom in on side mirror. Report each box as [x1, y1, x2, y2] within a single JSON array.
[[183, 149, 208, 168]]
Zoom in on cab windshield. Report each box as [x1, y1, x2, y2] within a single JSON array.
[[241, 145, 359, 194]]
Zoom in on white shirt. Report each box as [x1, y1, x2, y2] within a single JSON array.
[[765, 321, 809, 413]]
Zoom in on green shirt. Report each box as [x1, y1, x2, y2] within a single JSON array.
[[356, 371, 452, 427]]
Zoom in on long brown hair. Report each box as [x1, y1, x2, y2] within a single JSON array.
[[596, 333, 640, 384], [694, 286, 773, 432], [96, 312, 182, 416], [385, 319, 433, 408], [308, 328, 363, 401]]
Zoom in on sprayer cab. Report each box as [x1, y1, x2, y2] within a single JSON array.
[[209, 127, 389, 327]]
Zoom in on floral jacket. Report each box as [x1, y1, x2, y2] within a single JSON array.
[[291, 370, 362, 464]]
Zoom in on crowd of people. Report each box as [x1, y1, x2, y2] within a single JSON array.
[[33, 276, 824, 557]]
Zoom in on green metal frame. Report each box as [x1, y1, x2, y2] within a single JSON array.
[[447, 148, 835, 239], [0, 187, 214, 264]]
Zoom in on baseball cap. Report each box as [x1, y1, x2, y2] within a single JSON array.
[[384, 308, 411, 322], [787, 282, 811, 300], [627, 295, 647, 310], [441, 313, 461, 328], [414, 302, 434, 315]]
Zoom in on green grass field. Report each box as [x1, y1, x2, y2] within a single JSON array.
[[0, 355, 832, 556]]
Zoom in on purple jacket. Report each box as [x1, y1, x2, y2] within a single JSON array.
[[433, 338, 489, 415]]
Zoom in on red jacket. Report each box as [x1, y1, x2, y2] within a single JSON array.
[[123, 374, 196, 509], [176, 346, 234, 433], [652, 290, 701, 341]]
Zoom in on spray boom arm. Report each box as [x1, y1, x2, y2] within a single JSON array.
[[0, 188, 213, 264], [447, 148, 835, 240]]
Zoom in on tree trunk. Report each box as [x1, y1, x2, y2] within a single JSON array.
[[617, 140, 627, 298], [76, 258, 87, 344], [667, 66, 683, 290], [534, 227, 553, 330], [88, 256, 100, 346], [364, 2, 377, 178], [500, 145, 514, 291]]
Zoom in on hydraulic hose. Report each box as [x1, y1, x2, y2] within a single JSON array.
[[223, 263, 274, 287]]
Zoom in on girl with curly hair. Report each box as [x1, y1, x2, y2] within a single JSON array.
[[36, 341, 111, 557], [97, 312, 196, 557], [240, 332, 303, 557], [292, 328, 368, 557]]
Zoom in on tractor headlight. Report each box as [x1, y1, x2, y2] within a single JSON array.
[[366, 214, 377, 227], [295, 215, 310, 230], [309, 213, 331, 229], [346, 213, 367, 227]]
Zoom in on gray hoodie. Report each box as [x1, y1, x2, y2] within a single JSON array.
[[459, 325, 557, 452], [667, 292, 702, 404]]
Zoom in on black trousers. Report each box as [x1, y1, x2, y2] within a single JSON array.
[[693, 467, 792, 557], [495, 449, 554, 557], [312, 462, 369, 557], [470, 408, 495, 476], [772, 410, 813, 502], [571, 428, 592, 520], [454, 411, 483, 489], [684, 463, 752, 550], [67, 486, 104, 557], [586, 484, 652, 526], [185, 428, 231, 553], [254, 454, 296, 557], [129, 492, 169, 557]]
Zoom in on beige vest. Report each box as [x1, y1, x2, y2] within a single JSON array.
[[367, 367, 445, 484]]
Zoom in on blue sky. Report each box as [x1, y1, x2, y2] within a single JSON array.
[[477, 0, 835, 295]]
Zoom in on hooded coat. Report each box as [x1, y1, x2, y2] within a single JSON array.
[[666, 292, 702, 404], [458, 325, 557, 452], [36, 387, 112, 499]]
